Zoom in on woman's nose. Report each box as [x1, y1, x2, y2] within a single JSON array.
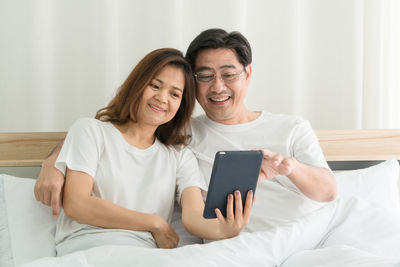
[[155, 89, 168, 103]]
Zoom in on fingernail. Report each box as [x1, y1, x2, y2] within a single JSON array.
[[229, 194, 233, 199], [235, 191, 239, 196], [249, 190, 253, 195]]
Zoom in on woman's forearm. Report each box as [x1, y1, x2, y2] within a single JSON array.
[[63, 193, 158, 232], [182, 210, 223, 240], [63, 169, 159, 233]]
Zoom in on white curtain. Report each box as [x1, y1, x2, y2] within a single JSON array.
[[0, 0, 399, 131]]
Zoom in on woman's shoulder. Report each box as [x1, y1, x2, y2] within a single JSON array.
[[70, 117, 106, 131], [66, 118, 110, 140]]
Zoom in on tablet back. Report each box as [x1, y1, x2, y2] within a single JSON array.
[[203, 150, 263, 219]]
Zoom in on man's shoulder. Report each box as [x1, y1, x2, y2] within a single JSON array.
[[264, 111, 304, 122], [189, 111, 307, 132], [189, 114, 209, 134], [190, 113, 208, 125]]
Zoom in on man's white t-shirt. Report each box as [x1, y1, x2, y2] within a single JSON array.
[[54, 118, 206, 255], [188, 111, 331, 231]]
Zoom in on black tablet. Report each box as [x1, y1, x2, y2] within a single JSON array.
[[203, 150, 263, 219]]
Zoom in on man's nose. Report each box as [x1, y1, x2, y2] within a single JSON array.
[[211, 75, 225, 93]]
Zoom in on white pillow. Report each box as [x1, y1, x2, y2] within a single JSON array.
[[334, 159, 400, 213], [0, 174, 56, 266]]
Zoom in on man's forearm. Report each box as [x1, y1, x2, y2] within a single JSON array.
[[287, 159, 337, 202], [46, 140, 64, 160], [35, 140, 66, 215], [41, 140, 64, 170]]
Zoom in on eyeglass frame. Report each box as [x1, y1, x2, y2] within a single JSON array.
[[193, 69, 246, 84]]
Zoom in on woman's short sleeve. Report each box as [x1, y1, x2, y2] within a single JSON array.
[[55, 118, 103, 179], [175, 147, 208, 203]]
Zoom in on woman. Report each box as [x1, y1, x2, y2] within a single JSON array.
[[54, 48, 254, 256]]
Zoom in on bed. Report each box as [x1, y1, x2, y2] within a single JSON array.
[[1, 130, 400, 267]]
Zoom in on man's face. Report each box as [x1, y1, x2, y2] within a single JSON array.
[[194, 48, 251, 124]]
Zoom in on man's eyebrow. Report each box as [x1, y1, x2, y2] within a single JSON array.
[[220, 64, 237, 70], [195, 66, 213, 72], [195, 65, 237, 72], [154, 78, 183, 92]]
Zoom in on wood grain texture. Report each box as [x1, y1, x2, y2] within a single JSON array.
[[0, 132, 66, 166], [315, 129, 400, 161], [0, 130, 399, 166]]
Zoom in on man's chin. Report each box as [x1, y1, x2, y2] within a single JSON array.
[[205, 110, 234, 124]]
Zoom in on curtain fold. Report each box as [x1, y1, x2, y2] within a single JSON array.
[[0, 0, 399, 131], [362, 0, 400, 128]]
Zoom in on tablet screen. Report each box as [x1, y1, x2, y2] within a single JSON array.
[[203, 150, 263, 218]]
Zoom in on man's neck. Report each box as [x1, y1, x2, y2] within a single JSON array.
[[209, 110, 261, 125]]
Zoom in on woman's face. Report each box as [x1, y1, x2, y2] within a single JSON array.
[[137, 65, 185, 127]]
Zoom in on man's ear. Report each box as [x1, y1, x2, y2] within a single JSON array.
[[245, 64, 252, 82], [245, 64, 253, 81]]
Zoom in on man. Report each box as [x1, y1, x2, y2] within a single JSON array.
[[35, 28, 336, 232], [184, 28, 336, 232]]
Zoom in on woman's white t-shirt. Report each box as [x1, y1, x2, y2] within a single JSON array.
[[54, 118, 206, 254]]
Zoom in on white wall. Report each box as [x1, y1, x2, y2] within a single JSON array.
[[1, 0, 399, 131]]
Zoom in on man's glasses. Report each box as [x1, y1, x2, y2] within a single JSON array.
[[194, 70, 244, 84]]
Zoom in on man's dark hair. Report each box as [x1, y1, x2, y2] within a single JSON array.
[[185, 28, 252, 70]]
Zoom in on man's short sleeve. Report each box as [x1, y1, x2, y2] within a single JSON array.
[[290, 120, 330, 170], [55, 118, 103, 179]]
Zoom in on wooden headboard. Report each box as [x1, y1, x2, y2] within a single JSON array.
[[0, 132, 66, 167], [1, 130, 400, 167], [315, 130, 400, 170]]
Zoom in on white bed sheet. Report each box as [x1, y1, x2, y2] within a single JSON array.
[[281, 245, 400, 267], [2, 159, 400, 267], [21, 202, 336, 267], [282, 199, 400, 267], [20, 198, 400, 267]]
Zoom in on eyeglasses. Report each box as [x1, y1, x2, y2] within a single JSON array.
[[194, 70, 244, 84]]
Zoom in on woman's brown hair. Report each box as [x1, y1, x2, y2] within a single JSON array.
[[95, 48, 195, 146]]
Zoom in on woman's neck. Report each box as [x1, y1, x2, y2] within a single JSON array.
[[114, 120, 157, 149]]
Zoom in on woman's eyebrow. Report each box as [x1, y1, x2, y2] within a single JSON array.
[[172, 87, 183, 92], [155, 78, 183, 92]]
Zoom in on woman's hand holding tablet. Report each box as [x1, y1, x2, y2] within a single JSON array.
[[213, 189, 254, 238]]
